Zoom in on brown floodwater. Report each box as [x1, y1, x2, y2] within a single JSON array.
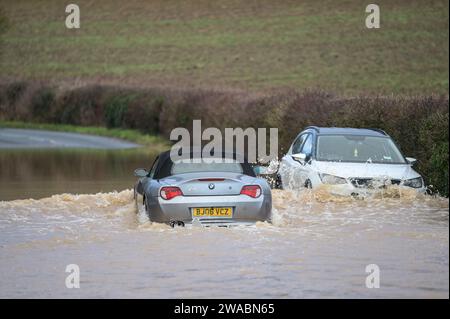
[[0, 149, 448, 298]]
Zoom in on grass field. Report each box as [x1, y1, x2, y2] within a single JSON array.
[[0, 0, 448, 95]]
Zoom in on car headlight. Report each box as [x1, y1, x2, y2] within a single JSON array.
[[319, 173, 347, 185], [403, 177, 423, 188]]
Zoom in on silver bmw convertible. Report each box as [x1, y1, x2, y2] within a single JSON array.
[[133, 151, 272, 226]]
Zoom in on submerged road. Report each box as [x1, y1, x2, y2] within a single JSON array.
[[0, 128, 140, 149]]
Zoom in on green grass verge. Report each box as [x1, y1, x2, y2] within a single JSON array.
[[0, 121, 170, 150]]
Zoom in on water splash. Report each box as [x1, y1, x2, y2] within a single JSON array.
[[0, 187, 448, 298], [0, 187, 448, 235]]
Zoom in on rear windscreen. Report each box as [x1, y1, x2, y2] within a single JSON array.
[[171, 159, 244, 175]]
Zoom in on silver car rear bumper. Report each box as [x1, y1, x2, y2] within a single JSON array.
[[146, 194, 271, 224]]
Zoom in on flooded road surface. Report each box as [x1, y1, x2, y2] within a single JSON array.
[[0, 128, 139, 149], [0, 149, 448, 298], [0, 148, 155, 200]]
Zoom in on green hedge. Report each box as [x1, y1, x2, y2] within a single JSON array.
[[0, 81, 448, 196]]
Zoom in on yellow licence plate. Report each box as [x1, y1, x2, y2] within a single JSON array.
[[192, 207, 233, 217]]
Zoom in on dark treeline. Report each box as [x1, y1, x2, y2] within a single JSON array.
[[0, 81, 448, 196]]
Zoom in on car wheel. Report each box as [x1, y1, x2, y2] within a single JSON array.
[[275, 174, 283, 189], [143, 195, 149, 216], [305, 179, 312, 189]]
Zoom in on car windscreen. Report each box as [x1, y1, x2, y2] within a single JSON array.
[[171, 158, 244, 175], [316, 135, 406, 164]]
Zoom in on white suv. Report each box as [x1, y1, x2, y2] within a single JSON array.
[[277, 127, 426, 195]]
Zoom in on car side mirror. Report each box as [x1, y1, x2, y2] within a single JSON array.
[[253, 166, 268, 175], [253, 165, 277, 175], [405, 157, 417, 165], [291, 153, 306, 164], [134, 168, 148, 177]]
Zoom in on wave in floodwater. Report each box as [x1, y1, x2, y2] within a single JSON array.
[[0, 187, 448, 298], [272, 186, 449, 227], [0, 186, 448, 237]]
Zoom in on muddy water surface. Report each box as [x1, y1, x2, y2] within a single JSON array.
[[0, 149, 448, 298]]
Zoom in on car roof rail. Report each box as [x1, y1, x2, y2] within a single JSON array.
[[305, 126, 320, 133], [368, 128, 388, 136]]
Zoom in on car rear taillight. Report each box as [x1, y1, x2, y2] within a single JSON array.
[[240, 185, 262, 198], [160, 186, 183, 200]]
